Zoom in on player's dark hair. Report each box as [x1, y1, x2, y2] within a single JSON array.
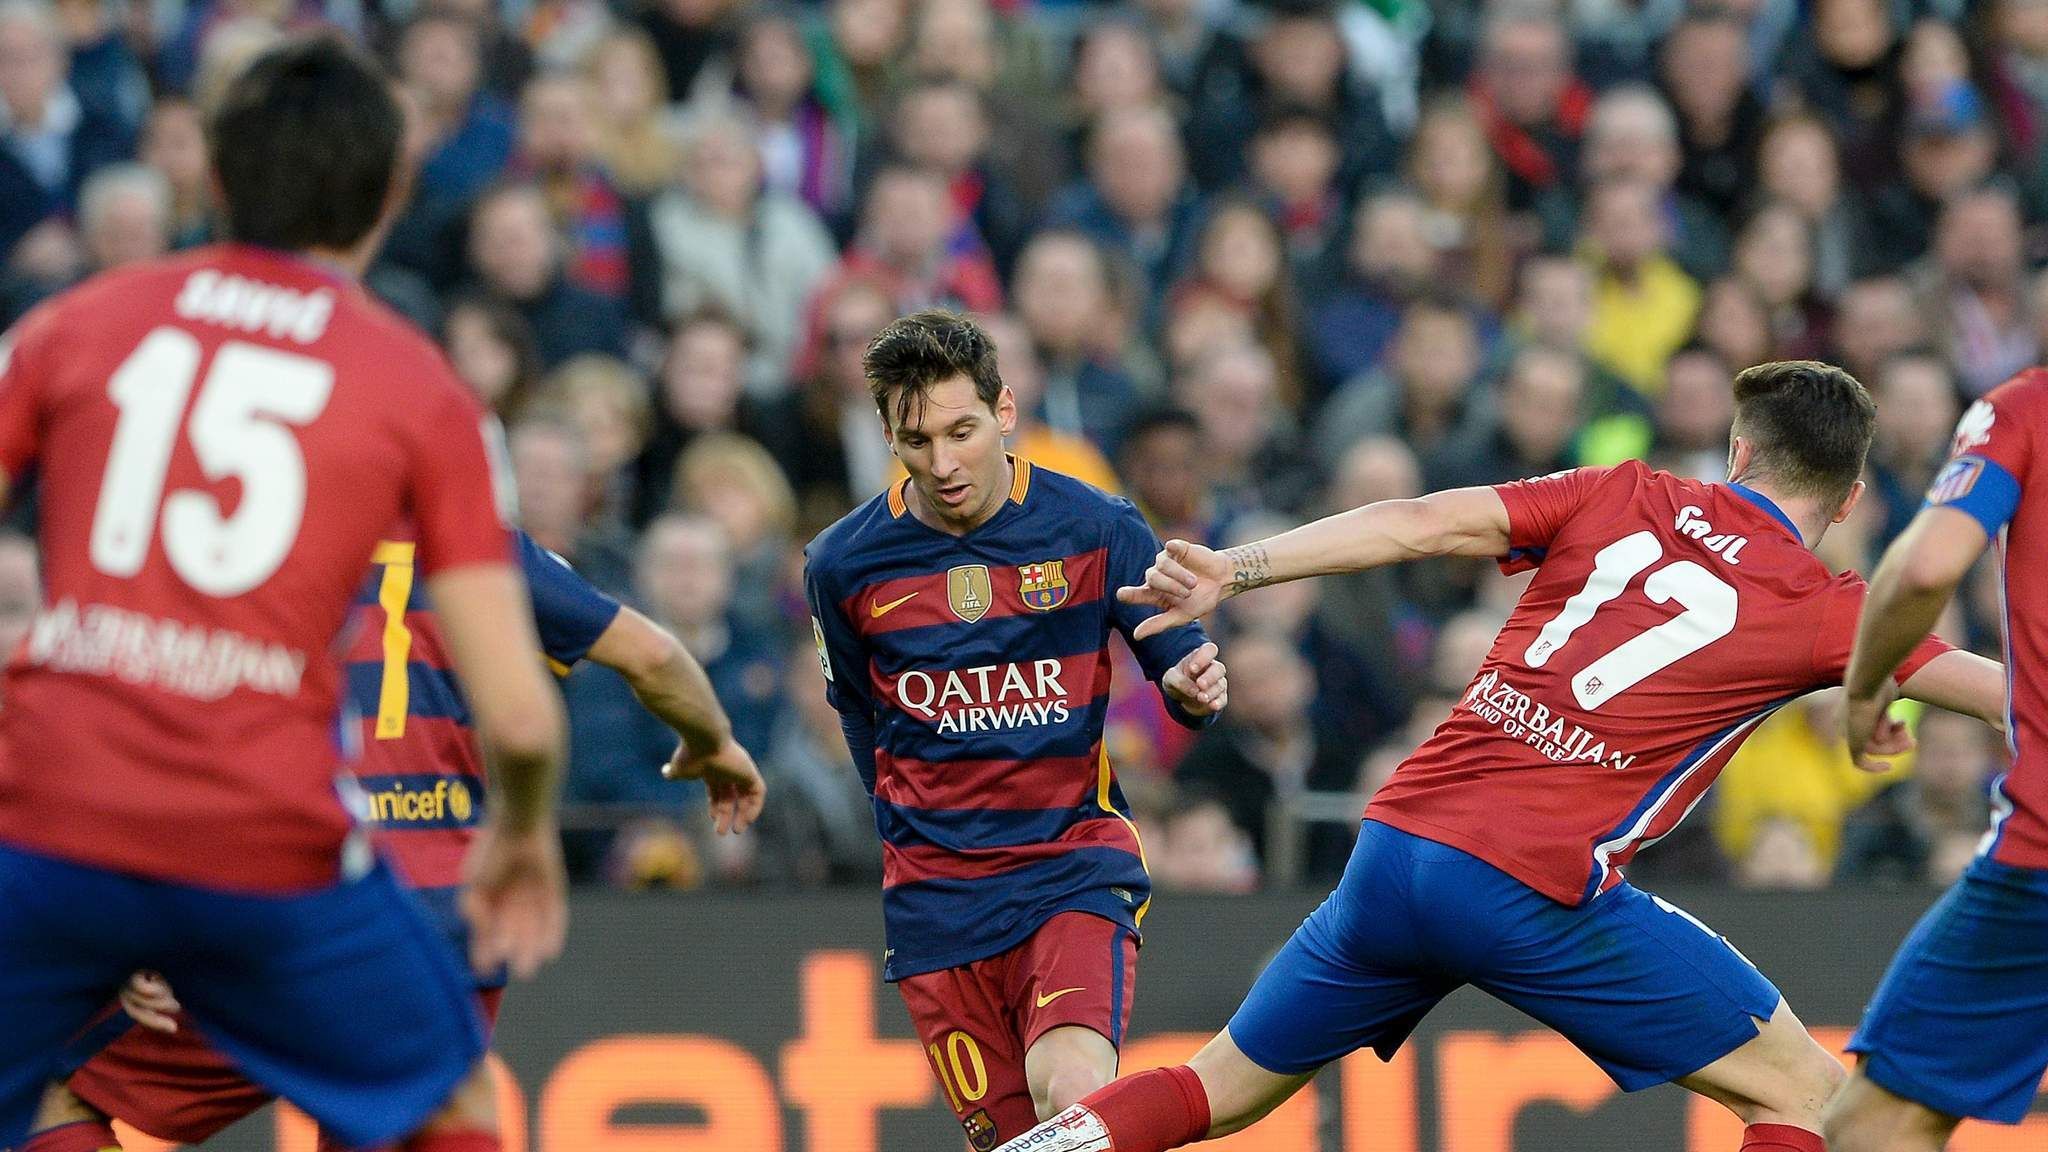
[[863, 310, 1004, 428], [1730, 360, 1876, 505], [210, 37, 403, 253]]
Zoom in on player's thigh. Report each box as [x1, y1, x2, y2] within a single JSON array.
[[0, 844, 152, 1146], [155, 860, 485, 1150], [1225, 824, 1455, 1078], [1475, 884, 1787, 1096], [1844, 858, 2048, 1125], [64, 1012, 276, 1146], [1010, 911, 1138, 1105], [899, 961, 1038, 1149], [1823, 1064, 1961, 1152], [1675, 997, 1845, 1126]]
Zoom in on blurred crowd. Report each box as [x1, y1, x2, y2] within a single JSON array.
[[0, 0, 2035, 893]]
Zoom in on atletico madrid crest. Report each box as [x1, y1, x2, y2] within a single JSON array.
[[1019, 560, 1070, 611]]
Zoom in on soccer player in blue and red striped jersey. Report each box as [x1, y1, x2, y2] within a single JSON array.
[[804, 311, 1227, 1148], [1831, 368, 2048, 1148], [19, 529, 762, 1152]]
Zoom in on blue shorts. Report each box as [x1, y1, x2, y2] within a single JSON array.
[[1228, 820, 1782, 1090], [0, 840, 484, 1149], [1848, 856, 2048, 1124]]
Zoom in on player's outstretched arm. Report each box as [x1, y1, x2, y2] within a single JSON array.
[[587, 606, 765, 835], [432, 563, 569, 980], [1846, 507, 1992, 764], [1119, 487, 1512, 639]]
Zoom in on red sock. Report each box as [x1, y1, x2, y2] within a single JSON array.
[[20, 1121, 120, 1152], [1742, 1123, 1825, 1152], [1083, 1065, 1212, 1152], [399, 1132, 498, 1152]]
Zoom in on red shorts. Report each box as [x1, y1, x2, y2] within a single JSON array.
[[896, 911, 1138, 1150], [66, 988, 503, 1146]]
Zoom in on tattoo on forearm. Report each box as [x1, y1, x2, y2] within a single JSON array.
[[1225, 544, 1272, 595]]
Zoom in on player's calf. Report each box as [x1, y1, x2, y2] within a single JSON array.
[[1821, 1068, 1960, 1152], [1678, 1000, 1845, 1151]]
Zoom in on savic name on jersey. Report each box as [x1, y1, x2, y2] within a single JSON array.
[[889, 658, 1073, 733], [1462, 669, 1639, 771]]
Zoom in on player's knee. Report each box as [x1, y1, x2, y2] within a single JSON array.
[[1034, 1059, 1112, 1119], [422, 1060, 499, 1132]]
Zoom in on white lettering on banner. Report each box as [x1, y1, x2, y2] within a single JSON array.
[[1462, 670, 1638, 771], [24, 598, 307, 700], [891, 658, 1073, 733]]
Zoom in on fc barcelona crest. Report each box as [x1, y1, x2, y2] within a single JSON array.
[[963, 1109, 999, 1152], [947, 564, 994, 622], [1018, 560, 1070, 611]]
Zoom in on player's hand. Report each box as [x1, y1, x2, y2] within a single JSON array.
[[1163, 641, 1228, 716], [461, 818, 568, 981], [1118, 539, 1230, 640], [120, 971, 180, 1034], [662, 735, 766, 835], [1845, 680, 1913, 772]]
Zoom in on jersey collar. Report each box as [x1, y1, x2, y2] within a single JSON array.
[[1727, 482, 1802, 542]]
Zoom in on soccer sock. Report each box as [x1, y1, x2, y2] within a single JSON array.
[[20, 1120, 121, 1152], [1741, 1123, 1825, 1152], [1080, 1065, 1212, 1152], [398, 1131, 499, 1152]]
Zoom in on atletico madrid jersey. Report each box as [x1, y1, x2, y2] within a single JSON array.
[[1922, 368, 2048, 871], [1368, 459, 1951, 905], [805, 459, 1212, 980], [0, 246, 513, 893]]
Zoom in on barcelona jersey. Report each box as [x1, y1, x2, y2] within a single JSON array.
[[341, 528, 618, 974], [805, 460, 1212, 981]]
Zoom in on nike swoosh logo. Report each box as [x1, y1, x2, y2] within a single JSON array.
[[1035, 987, 1085, 1008], [871, 591, 919, 618]]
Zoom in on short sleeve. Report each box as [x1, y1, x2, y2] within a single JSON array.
[[1492, 466, 1613, 574], [0, 302, 56, 483], [405, 368, 515, 577], [1923, 383, 2037, 537], [516, 530, 621, 671], [1811, 577, 1954, 686]]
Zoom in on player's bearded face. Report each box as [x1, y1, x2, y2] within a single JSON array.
[[885, 374, 1018, 529]]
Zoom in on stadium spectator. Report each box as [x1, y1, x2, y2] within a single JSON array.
[[1046, 103, 1201, 323], [1466, 6, 1589, 209], [1169, 197, 1305, 411], [669, 432, 799, 639], [633, 309, 791, 525], [1731, 201, 1829, 362], [819, 0, 907, 134], [1011, 229, 1142, 453], [639, 0, 740, 106], [442, 293, 545, 421], [536, 354, 655, 533], [1246, 106, 1345, 278], [138, 95, 210, 248], [1756, 111, 1868, 298], [1580, 176, 1702, 395], [1153, 790, 1261, 893], [723, 9, 853, 226], [1065, 19, 1167, 163], [582, 29, 678, 199], [1717, 690, 1900, 877], [511, 417, 637, 597], [1779, 0, 1905, 187], [398, 12, 515, 207], [781, 275, 895, 517], [1404, 94, 1522, 309], [1304, 190, 1437, 398], [1424, 343, 1586, 491], [1118, 406, 1212, 545], [1831, 275, 1929, 384], [466, 181, 629, 366], [1915, 185, 2039, 396], [1180, 342, 1316, 517], [1867, 351, 1962, 544], [888, 78, 1033, 278], [831, 163, 1001, 318], [1839, 708, 1999, 886], [634, 513, 783, 762], [647, 107, 837, 393], [1317, 292, 1488, 467], [1863, 80, 2001, 273], [1693, 273, 1774, 372], [0, 0, 132, 258], [510, 70, 632, 305], [1659, 7, 1764, 219], [1647, 343, 1737, 481], [0, 159, 161, 323], [1315, 436, 1431, 709], [976, 312, 1119, 492], [1736, 815, 1832, 890], [1543, 84, 1729, 283], [753, 637, 884, 885], [1989, 0, 2048, 168]]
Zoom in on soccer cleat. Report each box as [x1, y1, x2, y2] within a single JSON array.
[[996, 1105, 1114, 1152]]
